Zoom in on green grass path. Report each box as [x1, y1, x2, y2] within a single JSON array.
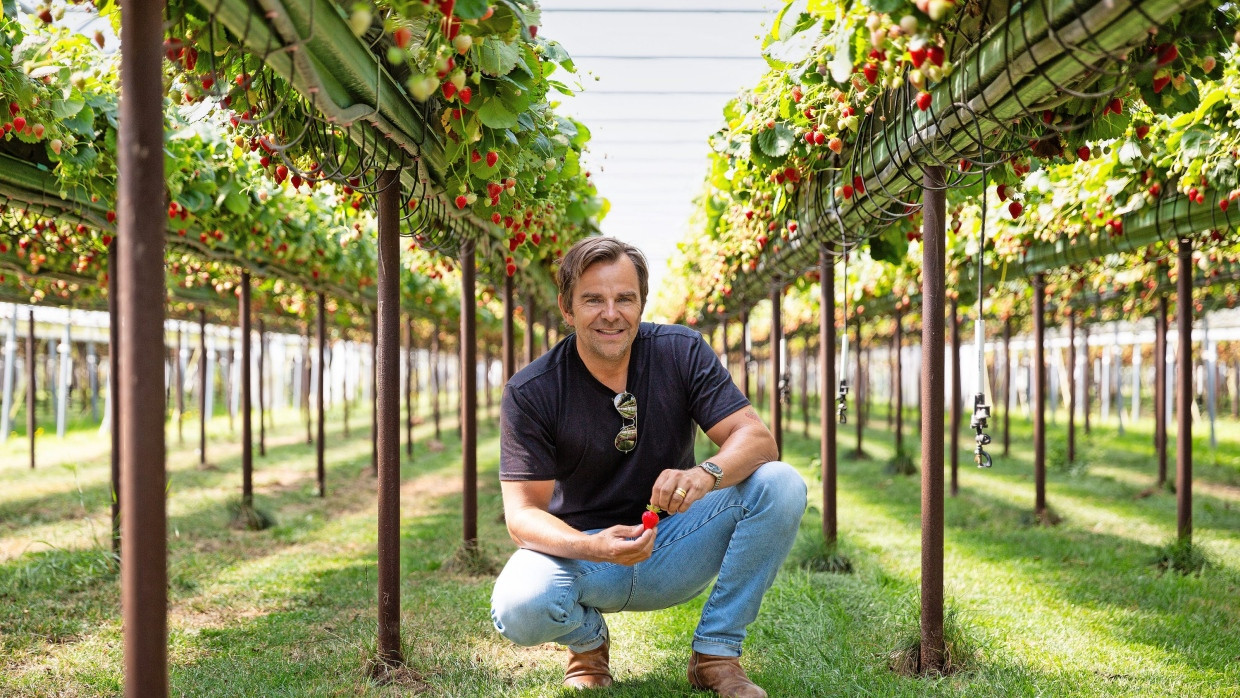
[[1, 393, 1238, 696]]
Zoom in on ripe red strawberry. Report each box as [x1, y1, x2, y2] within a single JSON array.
[[813, 131, 826, 145], [909, 45, 927, 69], [487, 182, 503, 198], [642, 505, 661, 530], [7, 103, 17, 116], [841, 185, 854, 199], [863, 64, 878, 84], [1008, 201, 1023, 218], [853, 176, 865, 193], [106, 210, 116, 223], [1152, 76, 1171, 94], [996, 184, 1009, 201], [486, 151, 498, 167], [529, 25, 538, 38], [1221, 199, 1230, 212], [201, 75, 214, 90], [1135, 124, 1149, 139], [491, 212, 502, 223], [37, 8, 53, 23], [393, 26, 413, 48], [1107, 98, 1122, 115], [926, 45, 945, 68], [1076, 146, 1090, 161], [506, 263, 516, 276], [459, 86, 472, 104], [470, 150, 482, 163], [916, 92, 932, 111], [455, 195, 468, 209], [274, 164, 288, 183], [1156, 44, 1178, 66], [12, 116, 25, 131], [442, 82, 457, 100]]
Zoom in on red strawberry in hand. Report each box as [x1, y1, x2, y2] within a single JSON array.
[[642, 505, 660, 530]]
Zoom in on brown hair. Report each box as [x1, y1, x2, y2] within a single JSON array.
[[556, 236, 650, 311]]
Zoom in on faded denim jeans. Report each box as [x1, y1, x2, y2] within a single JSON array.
[[490, 461, 807, 657]]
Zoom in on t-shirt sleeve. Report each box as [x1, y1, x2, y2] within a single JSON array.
[[682, 332, 750, 432], [499, 383, 557, 481]]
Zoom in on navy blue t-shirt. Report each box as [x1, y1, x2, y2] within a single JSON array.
[[500, 322, 749, 531]]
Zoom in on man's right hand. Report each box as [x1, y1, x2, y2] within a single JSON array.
[[588, 524, 655, 565]]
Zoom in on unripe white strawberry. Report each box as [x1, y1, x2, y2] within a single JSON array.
[[450, 70, 467, 89], [899, 15, 918, 34], [453, 34, 473, 55]]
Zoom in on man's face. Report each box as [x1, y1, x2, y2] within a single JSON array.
[[560, 255, 643, 364]]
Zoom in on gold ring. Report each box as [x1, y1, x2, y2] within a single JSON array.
[[673, 488, 688, 499]]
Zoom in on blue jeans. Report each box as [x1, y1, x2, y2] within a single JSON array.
[[490, 461, 807, 658]]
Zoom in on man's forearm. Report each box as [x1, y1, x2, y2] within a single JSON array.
[[506, 506, 600, 561], [706, 423, 780, 489]]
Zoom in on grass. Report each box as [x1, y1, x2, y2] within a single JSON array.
[[1, 389, 1238, 696]]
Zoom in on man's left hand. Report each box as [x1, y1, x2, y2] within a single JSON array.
[[650, 467, 715, 515]]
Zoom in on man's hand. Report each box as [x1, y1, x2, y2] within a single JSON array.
[[588, 524, 655, 565], [650, 467, 716, 515]]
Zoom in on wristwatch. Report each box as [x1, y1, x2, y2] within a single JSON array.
[[697, 461, 724, 490]]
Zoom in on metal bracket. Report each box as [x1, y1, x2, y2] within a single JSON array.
[[970, 392, 993, 468], [836, 379, 849, 424]]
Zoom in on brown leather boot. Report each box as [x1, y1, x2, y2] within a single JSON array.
[[563, 638, 612, 689], [687, 651, 767, 698]]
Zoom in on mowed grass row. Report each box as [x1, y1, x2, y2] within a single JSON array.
[[0, 389, 1238, 696]]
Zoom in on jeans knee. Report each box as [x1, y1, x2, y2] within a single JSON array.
[[751, 461, 808, 522], [491, 581, 568, 647]]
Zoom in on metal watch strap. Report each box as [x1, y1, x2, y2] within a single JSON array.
[[698, 461, 723, 490]]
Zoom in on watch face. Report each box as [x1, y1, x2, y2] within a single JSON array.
[[703, 462, 722, 476]]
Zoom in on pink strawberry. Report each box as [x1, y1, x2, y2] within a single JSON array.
[[393, 26, 413, 49]]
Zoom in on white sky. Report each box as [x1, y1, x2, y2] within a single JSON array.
[[538, 0, 783, 310]]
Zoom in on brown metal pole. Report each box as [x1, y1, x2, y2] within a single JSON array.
[[118, 0, 168, 689], [819, 250, 836, 544], [855, 319, 864, 457], [258, 319, 266, 458], [316, 292, 326, 497], [888, 327, 896, 429], [800, 339, 810, 437], [372, 309, 378, 477], [303, 323, 312, 445], [405, 317, 414, 458], [483, 343, 493, 411], [1155, 295, 1168, 487], [919, 166, 946, 674], [524, 297, 535, 367], [431, 331, 441, 440], [375, 170, 404, 671], [503, 276, 516, 383], [1033, 275, 1047, 518], [741, 312, 751, 400], [175, 326, 184, 445], [894, 308, 904, 458], [1067, 310, 1076, 464], [1002, 319, 1011, 456], [462, 240, 479, 548], [27, 309, 34, 470], [240, 271, 253, 506], [109, 250, 120, 553], [770, 284, 783, 458], [1083, 324, 1091, 435], [199, 309, 207, 466], [1176, 239, 1193, 542], [950, 299, 961, 497]]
